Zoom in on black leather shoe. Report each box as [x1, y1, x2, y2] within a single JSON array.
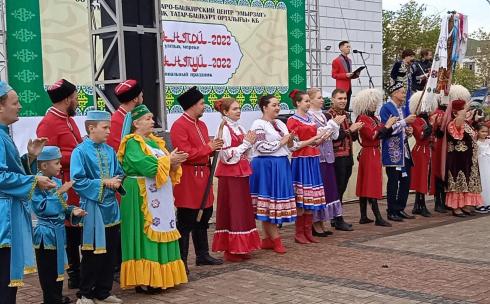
[[398, 211, 416, 219], [375, 219, 392, 227], [196, 254, 223, 266], [359, 217, 374, 224], [419, 207, 432, 217], [452, 210, 466, 218], [62, 296, 72, 304], [312, 228, 332, 237], [434, 205, 448, 213], [387, 214, 403, 222]]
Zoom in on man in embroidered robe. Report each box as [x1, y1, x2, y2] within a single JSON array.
[[170, 86, 224, 273], [107, 79, 143, 152], [0, 81, 56, 304], [36, 79, 83, 289], [380, 82, 417, 222], [70, 111, 123, 304]]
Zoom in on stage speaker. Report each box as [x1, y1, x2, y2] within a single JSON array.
[[98, 0, 161, 126]]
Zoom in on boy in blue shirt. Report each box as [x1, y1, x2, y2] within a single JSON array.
[[31, 146, 86, 304], [70, 111, 124, 304]]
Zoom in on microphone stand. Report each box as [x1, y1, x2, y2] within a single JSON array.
[[357, 52, 375, 88]]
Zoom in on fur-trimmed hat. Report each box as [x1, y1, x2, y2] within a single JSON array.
[[114, 79, 142, 103], [352, 88, 384, 115], [47, 79, 77, 103], [177, 86, 204, 111]]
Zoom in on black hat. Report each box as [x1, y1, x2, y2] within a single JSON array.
[[387, 82, 404, 95], [114, 79, 142, 103], [177, 86, 204, 111], [47, 79, 77, 103]]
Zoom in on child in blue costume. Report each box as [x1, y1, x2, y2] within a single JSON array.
[[31, 146, 87, 304], [70, 111, 124, 304]]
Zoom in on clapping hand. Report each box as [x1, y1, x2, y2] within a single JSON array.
[[333, 115, 346, 126], [244, 131, 257, 144], [208, 138, 224, 151], [385, 116, 398, 129], [58, 181, 74, 194], [103, 176, 122, 190], [170, 148, 188, 166]]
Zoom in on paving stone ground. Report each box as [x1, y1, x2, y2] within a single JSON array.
[[18, 196, 490, 304]]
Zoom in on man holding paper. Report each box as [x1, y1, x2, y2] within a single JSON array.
[[331, 40, 362, 111]]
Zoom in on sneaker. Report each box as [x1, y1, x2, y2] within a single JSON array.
[[486, 206, 490, 212], [475, 206, 488, 214], [94, 295, 123, 304], [77, 297, 95, 304]]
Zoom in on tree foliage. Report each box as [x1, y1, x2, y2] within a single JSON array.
[[382, 1, 440, 87], [452, 66, 484, 91], [470, 29, 490, 86]]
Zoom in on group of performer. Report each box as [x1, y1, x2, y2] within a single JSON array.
[[1, 55, 489, 304]]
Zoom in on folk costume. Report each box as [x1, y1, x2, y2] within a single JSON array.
[[444, 99, 483, 209], [70, 111, 123, 301], [353, 89, 392, 226], [380, 82, 414, 220], [117, 104, 187, 289], [211, 116, 261, 259], [107, 79, 142, 152], [249, 117, 297, 251], [477, 138, 490, 208], [0, 82, 37, 303], [36, 78, 83, 288], [31, 147, 81, 304], [408, 91, 434, 217], [430, 103, 448, 213], [326, 107, 357, 230], [170, 87, 223, 271], [286, 107, 327, 244], [307, 109, 343, 225]]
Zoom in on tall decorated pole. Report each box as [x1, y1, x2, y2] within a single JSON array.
[[418, 11, 469, 112]]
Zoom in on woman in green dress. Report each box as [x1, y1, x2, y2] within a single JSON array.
[[117, 104, 188, 292]]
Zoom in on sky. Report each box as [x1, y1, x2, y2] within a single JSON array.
[[382, 0, 490, 33]]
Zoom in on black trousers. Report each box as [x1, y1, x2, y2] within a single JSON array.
[[0, 248, 16, 304], [176, 207, 213, 260], [334, 155, 354, 202], [36, 244, 63, 304], [79, 225, 118, 300], [65, 226, 81, 281], [346, 89, 352, 111], [386, 164, 412, 215]]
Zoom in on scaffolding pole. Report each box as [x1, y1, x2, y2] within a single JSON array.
[[305, 0, 322, 89]]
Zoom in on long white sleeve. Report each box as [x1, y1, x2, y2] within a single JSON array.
[[218, 127, 252, 164]]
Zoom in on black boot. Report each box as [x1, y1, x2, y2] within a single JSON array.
[[419, 194, 432, 217], [370, 199, 392, 227], [67, 269, 80, 290], [412, 193, 422, 215], [359, 197, 374, 224], [193, 228, 223, 266], [333, 216, 353, 231], [179, 231, 190, 274], [434, 179, 448, 213]]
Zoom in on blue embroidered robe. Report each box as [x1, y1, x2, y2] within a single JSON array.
[[70, 138, 123, 254], [0, 123, 37, 287], [31, 176, 80, 281], [380, 100, 412, 168]]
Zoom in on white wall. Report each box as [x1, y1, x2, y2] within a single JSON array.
[[318, 0, 383, 96]]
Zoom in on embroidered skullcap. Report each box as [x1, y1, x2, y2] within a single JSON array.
[[387, 82, 404, 95], [131, 104, 151, 121]]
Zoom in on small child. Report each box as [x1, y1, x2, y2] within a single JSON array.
[[31, 146, 86, 304], [70, 111, 124, 304], [475, 123, 490, 213]]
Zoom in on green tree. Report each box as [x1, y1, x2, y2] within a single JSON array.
[[470, 29, 490, 86], [383, 1, 440, 88], [452, 66, 484, 91]]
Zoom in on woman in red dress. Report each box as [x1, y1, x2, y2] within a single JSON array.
[[409, 91, 434, 217], [353, 89, 396, 227], [212, 98, 262, 262]]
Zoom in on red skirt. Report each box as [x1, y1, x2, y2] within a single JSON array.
[[212, 176, 261, 254], [356, 147, 382, 199], [410, 144, 430, 194]]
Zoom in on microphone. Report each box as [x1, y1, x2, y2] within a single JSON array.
[[353, 50, 367, 54]]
